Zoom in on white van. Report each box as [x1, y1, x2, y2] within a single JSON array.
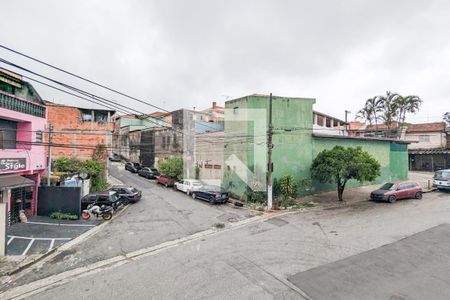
[[433, 169, 450, 191]]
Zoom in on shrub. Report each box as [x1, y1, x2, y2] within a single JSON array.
[[50, 211, 79, 220], [158, 157, 183, 180]]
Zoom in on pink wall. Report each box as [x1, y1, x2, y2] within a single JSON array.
[[0, 107, 47, 174]]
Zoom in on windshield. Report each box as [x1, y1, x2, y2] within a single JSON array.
[[434, 170, 450, 180], [151, 168, 158, 172], [111, 193, 119, 201], [380, 183, 397, 190], [129, 188, 139, 193]]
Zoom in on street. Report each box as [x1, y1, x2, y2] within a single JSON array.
[[1, 165, 450, 299]]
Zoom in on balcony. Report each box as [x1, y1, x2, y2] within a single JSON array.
[[0, 91, 46, 118]]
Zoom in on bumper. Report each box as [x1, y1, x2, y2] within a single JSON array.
[[370, 194, 387, 201], [433, 185, 450, 190]]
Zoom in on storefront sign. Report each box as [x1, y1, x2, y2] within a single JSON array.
[[0, 158, 26, 172]]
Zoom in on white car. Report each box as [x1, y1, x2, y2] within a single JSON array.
[[175, 179, 203, 195]]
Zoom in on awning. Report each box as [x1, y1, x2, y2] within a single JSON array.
[[0, 174, 35, 191]]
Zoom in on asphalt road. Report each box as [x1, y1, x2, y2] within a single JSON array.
[[1, 162, 256, 292], [3, 170, 450, 299]]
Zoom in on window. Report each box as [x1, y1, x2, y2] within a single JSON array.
[[81, 110, 92, 122], [35, 130, 43, 143], [233, 107, 239, 114], [418, 135, 430, 142]]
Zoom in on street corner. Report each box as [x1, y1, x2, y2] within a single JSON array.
[[6, 216, 100, 256]]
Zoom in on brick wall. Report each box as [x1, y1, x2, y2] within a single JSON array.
[[45, 104, 114, 160]]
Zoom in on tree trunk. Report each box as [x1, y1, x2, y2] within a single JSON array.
[[337, 180, 347, 201]]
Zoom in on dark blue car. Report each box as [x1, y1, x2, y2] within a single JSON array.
[[191, 185, 228, 204]]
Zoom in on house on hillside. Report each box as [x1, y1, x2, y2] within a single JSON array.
[[140, 103, 224, 178], [407, 122, 449, 171], [111, 114, 166, 160], [45, 102, 115, 160], [0, 68, 47, 226], [223, 94, 411, 199]]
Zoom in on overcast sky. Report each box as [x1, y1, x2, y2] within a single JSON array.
[[1, 0, 449, 123]]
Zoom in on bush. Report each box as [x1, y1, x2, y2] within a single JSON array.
[[280, 175, 297, 200], [50, 211, 79, 220], [158, 157, 183, 180], [91, 180, 109, 192]]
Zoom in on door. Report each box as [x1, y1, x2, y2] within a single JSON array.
[[396, 184, 409, 199]]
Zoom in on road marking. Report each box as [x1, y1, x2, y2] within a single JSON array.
[[7, 236, 14, 245], [22, 239, 35, 256], [7, 235, 71, 241], [48, 239, 55, 252], [26, 221, 96, 227]]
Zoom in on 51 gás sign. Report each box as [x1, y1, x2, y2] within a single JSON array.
[[0, 158, 26, 171]]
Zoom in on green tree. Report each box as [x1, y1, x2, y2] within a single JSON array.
[[158, 157, 183, 180], [311, 146, 381, 201]]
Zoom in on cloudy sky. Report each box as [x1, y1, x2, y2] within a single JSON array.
[[1, 0, 449, 122]]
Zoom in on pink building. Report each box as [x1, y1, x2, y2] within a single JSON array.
[[0, 68, 47, 223]]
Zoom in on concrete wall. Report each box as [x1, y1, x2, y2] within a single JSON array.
[[406, 132, 446, 149], [312, 137, 408, 194], [224, 94, 409, 199], [0, 107, 47, 173], [196, 131, 223, 184], [224, 95, 316, 197]]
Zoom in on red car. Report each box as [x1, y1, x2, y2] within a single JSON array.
[[156, 175, 177, 187], [370, 181, 422, 203]]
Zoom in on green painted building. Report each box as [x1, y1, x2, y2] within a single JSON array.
[[223, 94, 409, 198]]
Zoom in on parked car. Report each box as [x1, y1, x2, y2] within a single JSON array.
[[370, 181, 422, 203], [433, 169, 450, 191], [174, 179, 203, 195], [138, 167, 160, 179], [125, 162, 143, 173], [191, 185, 229, 204], [109, 185, 142, 203], [109, 154, 121, 162], [81, 191, 121, 210], [156, 175, 177, 187]]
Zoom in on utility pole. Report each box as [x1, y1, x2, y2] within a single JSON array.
[[47, 123, 53, 186], [267, 93, 273, 210], [345, 110, 351, 133]]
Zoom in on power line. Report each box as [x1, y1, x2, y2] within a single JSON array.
[[0, 46, 224, 133], [0, 43, 169, 112]]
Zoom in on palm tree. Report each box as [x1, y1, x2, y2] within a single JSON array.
[[377, 91, 400, 137], [395, 95, 422, 124], [365, 96, 383, 134], [444, 112, 450, 126]]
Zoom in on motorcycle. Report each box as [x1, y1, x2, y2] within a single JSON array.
[[81, 203, 114, 221]]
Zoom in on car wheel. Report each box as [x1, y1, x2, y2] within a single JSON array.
[[122, 198, 130, 205], [165, 183, 168, 187], [186, 190, 190, 196], [415, 192, 422, 199], [192, 193, 196, 199], [209, 197, 215, 205], [388, 195, 396, 203]]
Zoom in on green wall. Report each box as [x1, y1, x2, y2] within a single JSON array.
[[311, 137, 407, 194], [224, 95, 409, 199], [224, 95, 316, 198]]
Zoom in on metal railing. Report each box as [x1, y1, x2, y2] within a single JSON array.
[[0, 91, 46, 118]]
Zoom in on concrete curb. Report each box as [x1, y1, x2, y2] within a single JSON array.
[[0, 209, 295, 299], [0, 204, 129, 283]]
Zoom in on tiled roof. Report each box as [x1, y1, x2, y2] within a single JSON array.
[[406, 122, 446, 133], [149, 111, 166, 117], [409, 148, 450, 155]]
